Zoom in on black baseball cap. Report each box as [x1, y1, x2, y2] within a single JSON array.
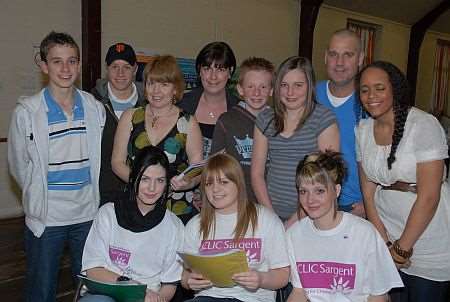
[[105, 42, 136, 66]]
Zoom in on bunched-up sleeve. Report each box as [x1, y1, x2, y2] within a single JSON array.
[[315, 104, 337, 136], [412, 112, 448, 162], [286, 227, 303, 289], [354, 118, 371, 163], [160, 217, 185, 283], [263, 210, 290, 270], [8, 104, 29, 188], [81, 205, 114, 273], [182, 216, 201, 254]]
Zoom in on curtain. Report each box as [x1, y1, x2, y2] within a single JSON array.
[[347, 21, 376, 66], [430, 39, 450, 118]]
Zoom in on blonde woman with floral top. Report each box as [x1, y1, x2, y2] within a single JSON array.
[[112, 55, 203, 223]]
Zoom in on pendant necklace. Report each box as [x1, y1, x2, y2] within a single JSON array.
[[149, 105, 174, 128], [202, 94, 224, 120], [151, 115, 159, 128]]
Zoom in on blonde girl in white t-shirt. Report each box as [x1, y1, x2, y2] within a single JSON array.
[[182, 153, 290, 302], [286, 151, 402, 302]]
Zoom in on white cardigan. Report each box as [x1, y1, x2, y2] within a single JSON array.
[[8, 88, 105, 237]]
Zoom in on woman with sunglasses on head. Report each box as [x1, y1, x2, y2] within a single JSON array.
[[80, 146, 184, 302], [182, 153, 290, 302], [356, 61, 450, 302], [287, 151, 402, 302], [112, 55, 203, 223]]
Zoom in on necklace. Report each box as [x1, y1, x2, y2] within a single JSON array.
[[202, 94, 225, 120], [149, 105, 174, 128]]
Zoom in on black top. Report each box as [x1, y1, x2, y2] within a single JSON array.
[[91, 79, 146, 204]]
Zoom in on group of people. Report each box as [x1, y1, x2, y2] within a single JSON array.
[[7, 27, 450, 302]]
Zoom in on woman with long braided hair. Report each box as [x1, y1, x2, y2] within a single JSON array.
[[355, 61, 450, 302]]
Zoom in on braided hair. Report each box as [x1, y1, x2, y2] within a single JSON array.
[[356, 61, 411, 170]]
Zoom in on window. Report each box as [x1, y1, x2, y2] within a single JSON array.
[[347, 19, 379, 66], [430, 39, 450, 117]]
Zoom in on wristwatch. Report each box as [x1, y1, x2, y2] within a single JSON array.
[[117, 275, 131, 282]]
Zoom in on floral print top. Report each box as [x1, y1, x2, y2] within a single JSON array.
[[128, 106, 195, 222]]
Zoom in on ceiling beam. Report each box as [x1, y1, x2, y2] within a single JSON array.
[[407, 0, 450, 105], [298, 0, 324, 61], [81, 0, 101, 92]]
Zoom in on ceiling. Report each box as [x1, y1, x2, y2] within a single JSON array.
[[323, 0, 450, 34]]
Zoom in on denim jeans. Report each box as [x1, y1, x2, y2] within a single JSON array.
[[185, 297, 243, 302], [24, 221, 93, 302], [78, 294, 115, 302], [390, 271, 450, 302]]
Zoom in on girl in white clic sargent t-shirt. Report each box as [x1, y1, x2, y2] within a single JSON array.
[[182, 153, 290, 302], [286, 151, 402, 302]]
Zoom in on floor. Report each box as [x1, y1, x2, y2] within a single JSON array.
[[0, 217, 74, 301], [0, 217, 448, 301]]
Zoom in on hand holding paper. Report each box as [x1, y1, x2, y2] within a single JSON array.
[[186, 272, 213, 291], [232, 269, 262, 290]]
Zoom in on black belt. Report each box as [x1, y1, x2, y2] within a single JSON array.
[[382, 181, 417, 194]]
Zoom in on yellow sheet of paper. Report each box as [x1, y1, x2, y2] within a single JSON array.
[[179, 250, 248, 287]]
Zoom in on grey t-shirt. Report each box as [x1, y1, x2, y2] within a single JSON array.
[[255, 104, 336, 219]]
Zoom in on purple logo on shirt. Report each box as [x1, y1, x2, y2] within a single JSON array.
[[297, 262, 356, 291], [109, 246, 131, 268], [199, 238, 262, 263]]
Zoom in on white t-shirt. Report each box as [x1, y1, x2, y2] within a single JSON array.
[[356, 107, 450, 281], [326, 81, 352, 107], [108, 82, 138, 119], [287, 213, 403, 302], [183, 205, 290, 302], [82, 203, 184, 291]]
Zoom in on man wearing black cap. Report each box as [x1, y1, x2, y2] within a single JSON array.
[[91, 42, 146, 205]]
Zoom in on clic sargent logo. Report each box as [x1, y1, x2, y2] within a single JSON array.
[[297, 261, 356, 290], [199, 238, 262, 263], [109, 246, 131, 268]]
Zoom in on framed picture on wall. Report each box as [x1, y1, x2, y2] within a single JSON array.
[[135, 54, 198, 92]]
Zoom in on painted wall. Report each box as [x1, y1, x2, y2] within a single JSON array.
[[0, 0, 81, 218], [101, 0, 299, 72], [1, 1, 449, 218], [313, 5, 450, 113], [1, 0, 300, 218], [313, 5, 410, 83], [416, 31, 450, 112]]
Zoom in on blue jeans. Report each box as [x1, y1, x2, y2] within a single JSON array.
[[78, 294, 115, 302], [390, 271, 450, 302], [185, 297, 243, 302], [24, 221, 93, 302]]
